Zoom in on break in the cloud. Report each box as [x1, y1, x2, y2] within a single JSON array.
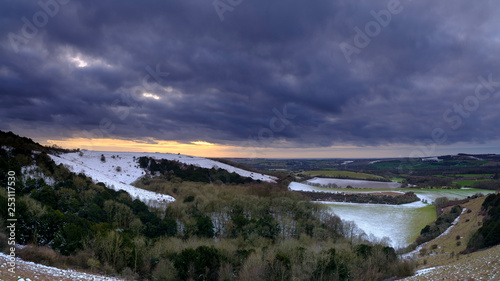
[[1, 0, 500, 157]]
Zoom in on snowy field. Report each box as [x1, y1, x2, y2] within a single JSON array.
[[49, 151, 277, 206], [322, 201, 436, 248], [306, 177, 401, 189], [288, 181, 339, 193], [0, 253, 123, 281], [49, 153, 176, 206], [409, 188, 495, 204]]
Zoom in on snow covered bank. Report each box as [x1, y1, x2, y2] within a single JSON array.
[[0, 253, 123, 281], [401, 208, 467, 259]]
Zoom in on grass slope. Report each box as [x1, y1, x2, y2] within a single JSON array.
[[402, 195, 500, 280]]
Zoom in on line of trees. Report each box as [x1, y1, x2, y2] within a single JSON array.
[[138, 156, 256, 184]]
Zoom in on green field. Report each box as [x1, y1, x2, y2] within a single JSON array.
[[452, 179, 489, 187], [454, 174, 493, 178], [434, 174, 493, 179], [391, 177, 405, 183], [303, 170, 385, 180]]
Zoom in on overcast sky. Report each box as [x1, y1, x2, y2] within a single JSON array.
[[1, 0, 500, 158]]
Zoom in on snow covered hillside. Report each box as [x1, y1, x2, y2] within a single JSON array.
[[49, 150, 277, 205], [0, 252, 123, 281]]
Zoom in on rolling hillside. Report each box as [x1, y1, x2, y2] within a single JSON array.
[[402, 195, 500, 280], [48, 150, 278, 205]]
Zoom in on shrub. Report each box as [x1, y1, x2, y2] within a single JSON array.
[[87, 258, 101, 272], [18, 245, 59, 266]]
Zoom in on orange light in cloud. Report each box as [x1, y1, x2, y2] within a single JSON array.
[[190, 141, 215, 146]]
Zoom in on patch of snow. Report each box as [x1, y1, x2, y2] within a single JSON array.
[[341, 160, 353, 165], [1, 145, 13, 152], [422, 157, 443, 162], [467, 155, 481, 160], [369, 160, 381, 164], [1, 145, 13, 157], [288, 181, 341, 193], [414, 266, 439, 276], [21, 165, 55, 186], [437, 208, 466, 238], [0, 252, 123, 280]]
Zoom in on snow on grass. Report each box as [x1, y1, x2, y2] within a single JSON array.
[[57, 151, 276, 183], [321, 201, 436, 248], [413, 266, 439, 276], [409, 188, 495, 204], [49, 152, 175, 206], [288, 181, 340, 193], [0, 253, 123, 281], [401, 245, 500, 280], [305, 177, 401, 189], [422, 157, 442, 162]]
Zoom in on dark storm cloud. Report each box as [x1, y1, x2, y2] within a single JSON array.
[[1, 0, 499, 149]]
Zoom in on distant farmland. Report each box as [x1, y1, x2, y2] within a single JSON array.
[[302, 170, 386, 181], [306, 177, 401, 189]]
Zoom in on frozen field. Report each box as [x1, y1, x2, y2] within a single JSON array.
[[306, 177, 401, 189], [323, 201, 436, 248], [409, 188, 495, 204]]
